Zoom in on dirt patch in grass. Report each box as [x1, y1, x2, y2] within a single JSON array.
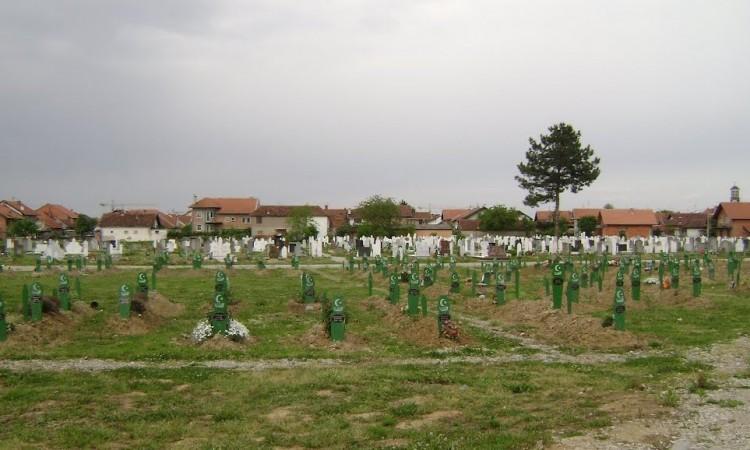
[[462, 300, 648, 351], [287, 299, 321, 314], [111, 391, 147, 411], [106, 292, 185, 336], [2, 301, 95, 347], [395, 410, 462, 430], [365, 297, 474, 348], [297, 323, 371, 352], [266, 406, 312, 424]]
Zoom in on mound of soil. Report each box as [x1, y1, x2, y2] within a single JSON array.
[[463, 300, 647, 351], [2, 301, 94, 347], [197, 334, 254, 349], [365, 297, 474, 348], [574, 283, 713, 314], [107, 292, 185, 336], [298, 323, 370, 352]]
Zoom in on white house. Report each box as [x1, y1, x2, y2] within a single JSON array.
[[97, 209, 178, 243]]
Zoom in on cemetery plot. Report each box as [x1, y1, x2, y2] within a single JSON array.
[[106, 292, 184, 336]]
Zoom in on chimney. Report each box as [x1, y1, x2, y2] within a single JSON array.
[[731, 185, 740, 203]]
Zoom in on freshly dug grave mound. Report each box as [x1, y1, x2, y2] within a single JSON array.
[[462, 300, 648, 351], [197, 333, 255, 349], [574, 283, 713, 314], [2, 301, 94, 347], [107, 292, 185, 336], [364, 297, 474, 348], [297, 323, 370, 351]]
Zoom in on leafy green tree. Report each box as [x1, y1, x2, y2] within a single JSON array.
[[516, 123, 601, 237], [74, 214, 98, 237], [577, 216, 598, 236], [478, 205, 528, 232], [8, 218, 39, 237], [603, 203, 614, 209], [287, 206, 318, 242], [356, 195, 400, 237]]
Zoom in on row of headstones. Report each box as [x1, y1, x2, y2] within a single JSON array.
[[542, 252, 729, 330], [0, 274, 84, 341]]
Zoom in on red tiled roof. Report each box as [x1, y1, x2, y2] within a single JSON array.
[[190, 197, 259, 215], [99, 209, 178, 229], [1, 200, 37, 217], [442, 209, 471, 221], [457, 219, 481, 231], [398, 204, 415, 218], [661, 212, 708, 229], [0, 203, 23, 220], [36, 203, 79, 230], [599, 209, 658, 226], [534, 210, 572, 223], [249, 205, 327, 217], [715, 202, 750, 221], [572, 208, 602, 220], [322, 208, 349, 229]]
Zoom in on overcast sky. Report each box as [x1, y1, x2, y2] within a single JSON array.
[[1, 1, 748, 216]]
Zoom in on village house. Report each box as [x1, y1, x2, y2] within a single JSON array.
[[97, 209, 180, 243], [711, 185, 750, 238], [414, 223, 453, 238], [36, 203, 80, 236], [249, 205, 329, 239], [0, 199, 39, 238], [656, 212, 708, 237], [598, 209, 658, 238], [321, 207, 350, 235], [441, 207, 486, 224], [190, 197, 259, 233]]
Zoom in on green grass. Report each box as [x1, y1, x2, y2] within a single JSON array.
[[0, 258, 748, 448], [0, 359, 687, 449]]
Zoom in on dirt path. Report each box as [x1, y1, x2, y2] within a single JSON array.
[[550, 337, 750, 450]]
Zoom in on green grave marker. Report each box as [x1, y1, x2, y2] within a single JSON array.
[[118, 284, 131, 318], [30, 282, 43, 322], [136, 271, 149, 296], [302, 272, 315, 304], [449, 271, 460, 294], [670, 261, 680, 289], [692, 263, 702, 297], [192, 253, 203, 269], [566, 271, 580, 314], [58, 273, 71, 311], [210, 293, 230, 334], [613, 287, 626, 331], [388, 273, 400, 304], [551, 262, 564, 309], [437, 296, 452, 337], [407, 272, 420, 316], [631, 265, 641, 301], [329, 296, 345, 342], [495, 272, 506, 305]]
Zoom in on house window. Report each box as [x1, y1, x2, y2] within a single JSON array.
[[196, 224, 202, 231], [256, 217, 262, 224], [231, 217, 235, 222], [133, 230, 138, 234], [207, 211, 215, 220], [124, 230, 129, 234]]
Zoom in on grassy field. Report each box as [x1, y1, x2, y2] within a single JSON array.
[[0, 258, 748, 449]]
